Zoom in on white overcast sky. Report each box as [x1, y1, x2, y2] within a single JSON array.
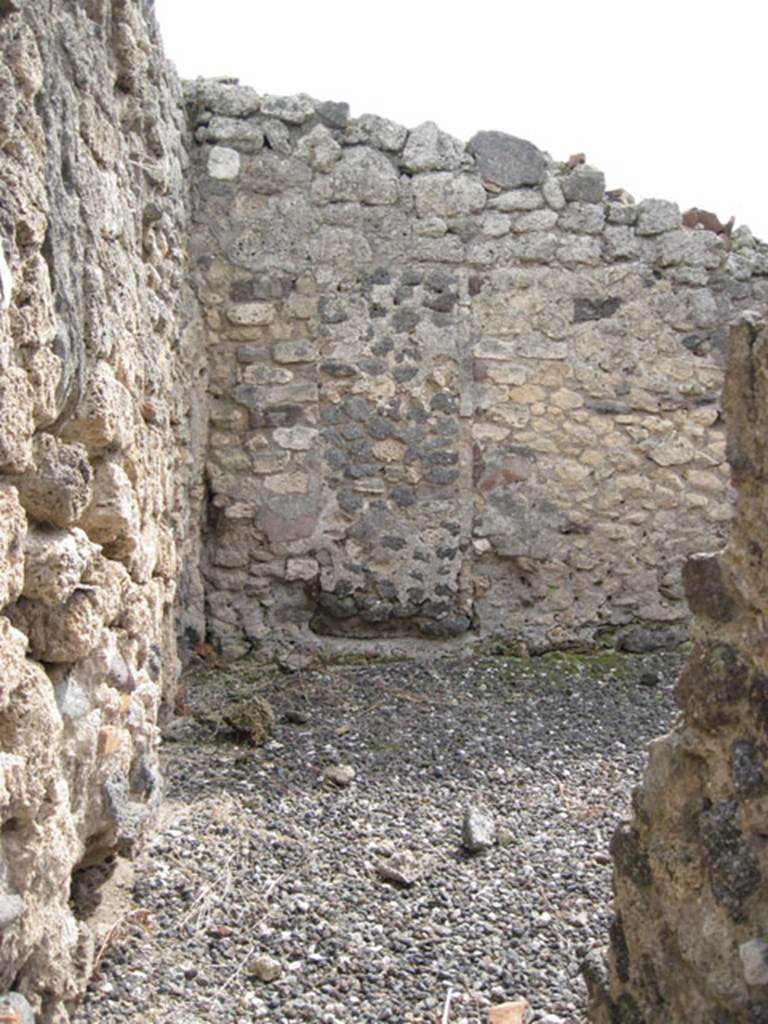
[[156, 0, 767, 242]]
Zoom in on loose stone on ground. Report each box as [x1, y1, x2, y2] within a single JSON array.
[[78, 649, 679, 1024]]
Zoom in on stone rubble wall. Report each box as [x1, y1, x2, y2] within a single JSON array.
[[0, 2, 205, 1020], [185, 82, 768, 657], [586, 316, 768, 1023], [3, 0, 768, 1017]]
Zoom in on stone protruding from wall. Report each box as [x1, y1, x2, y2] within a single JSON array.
[[586, 315, 768, 1024], [186, 80, 768, 658], [0, 2, 205, 1019]]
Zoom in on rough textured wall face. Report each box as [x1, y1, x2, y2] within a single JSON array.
[[0, 2, 205, 1019], [186, 82, 768, 657], [587, 316, 768, 1024]]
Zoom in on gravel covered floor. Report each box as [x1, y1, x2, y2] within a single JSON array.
[[77, 649, 681, 1024]]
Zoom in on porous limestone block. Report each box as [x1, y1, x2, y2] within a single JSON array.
[[541, 175, 566, 210], [225, 301, 275, 325], [260, 93, 314, 123], [558, 202, 605, 234], [327, 147, 399, 205], [511, 208, 558, 233], [489, 187, 545, 212], [199, 117, 264, 152], [635, 198, 681, 235], [8, 590, 106, 664], [412, 172, 486, 218], [658, 229, 723, 268], [81, 457, 141, 551], [22, 527, 99, 606], [295, 124, 342, 172], [0, 486, 26, 608], [59, 362, 135, 456], [603, 225, 640, 260], [401, 121, 465, 173], [0, 366, 34, 473], [187, 79, 261, 118], [273, 426, 317, 450], [15, 434, 93, 529]]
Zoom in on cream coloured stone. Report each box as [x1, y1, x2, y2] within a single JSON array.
[[549, 389, 584, 411], [284, 293, 317, 319], [15, 434, 93, 529], [0, 485, 26, 608], [412, 172, 486, 218], [0, 366, 34, 473], [541, 176, 566, 210], [740, 940, 768, 986], [685, 469, 726, 492], [8, 589, 104, 663], [223, 502, 255, 520], [23, 527, 99, 607], [482, 212, 511, 237], [208, 145, 240, 180], [484, 363, 528, 385], [0, 240, 11, 311], [296, 124, 342, 172], [80, 458, 140, 549], [415, 216, 447, 237], [401, 121, 465, 172], [273, 426, 317, 450], [646, 436, 696, 466], [263, 473, 310, 495], [511, 208, 558, 233], [491, 404, 531, 428], [225, 302, 275, 326], [59, 362, 134, 455], [285, 557, 319, 581], [272, 339, 317, 363], [509, 384, 546, 403], [372, 439, 407, 463], [242, 365, 293, 386], [489, 188, 545, 212], [472, 423, 511, 442], [25, 347, 63, 425], [327, 147, 399, 205]]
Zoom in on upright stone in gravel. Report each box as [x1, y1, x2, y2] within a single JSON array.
[[462, 805, 496, 852], [468, 131, 547, 188], [251, 955, 283, 982], [375, 849, 423, 887], [323, 764, 355, 787], [488, 998, 532, 1024]]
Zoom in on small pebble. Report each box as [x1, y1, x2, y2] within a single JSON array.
[[251, 955, 283, 983]]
